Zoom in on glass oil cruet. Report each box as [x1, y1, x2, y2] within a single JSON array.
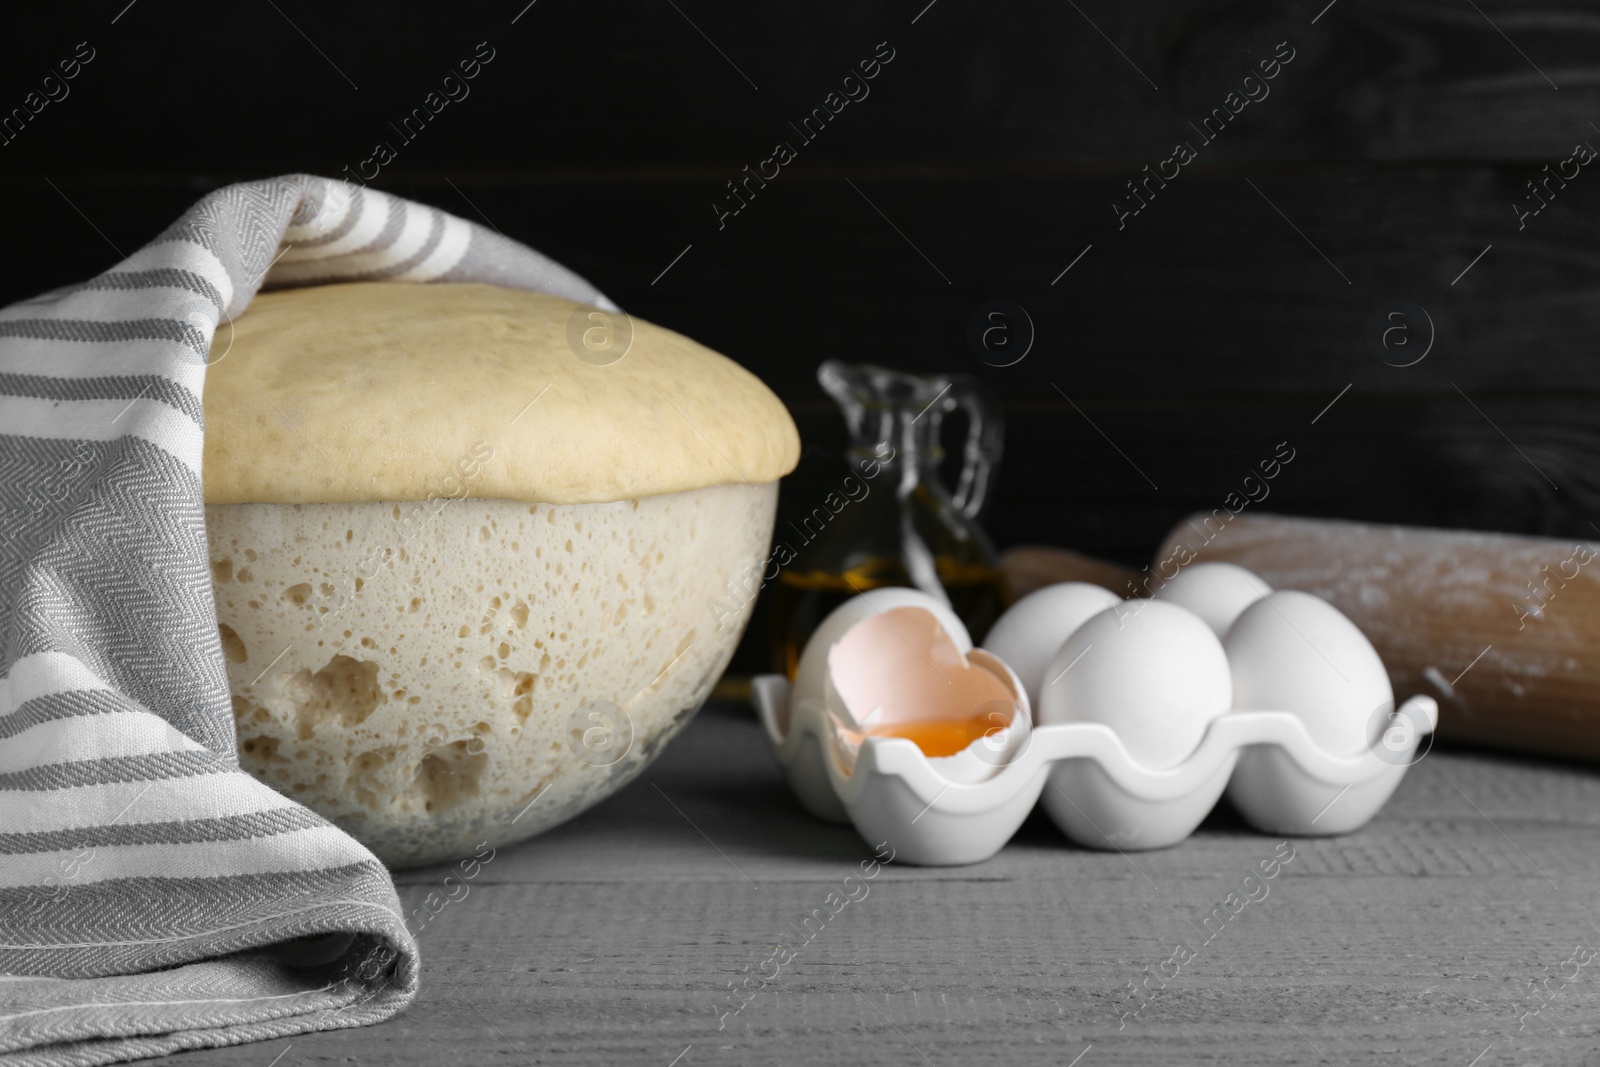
[[771, 360, 1008, 678]]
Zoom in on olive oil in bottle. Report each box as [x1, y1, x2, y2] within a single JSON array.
[[771, 361, 1008, 677]]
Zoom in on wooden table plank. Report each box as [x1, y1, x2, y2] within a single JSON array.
[[168, 698, 1600, 1066]]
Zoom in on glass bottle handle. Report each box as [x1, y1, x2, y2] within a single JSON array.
[[947, 382, 1003, 521]]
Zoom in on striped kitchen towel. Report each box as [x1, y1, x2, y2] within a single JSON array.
[[0, 174, 610, 1066]]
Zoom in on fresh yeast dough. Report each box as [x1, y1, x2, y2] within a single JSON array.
[[203, 282, 800, 504]]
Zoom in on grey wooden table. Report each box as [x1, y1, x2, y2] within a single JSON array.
[[173, 699, 1600, 1066]]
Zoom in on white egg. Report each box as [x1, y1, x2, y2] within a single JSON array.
[[1153, 561, 1273, 639], [983, 582, 1122, 709], [791, 588, 969, 726], [1036, 600, 1232, 770], [1225, 590, 1392, 757]]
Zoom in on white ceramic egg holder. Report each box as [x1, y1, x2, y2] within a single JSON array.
[[751, 581, 1437, 867], [754, 678, 1435, 865]]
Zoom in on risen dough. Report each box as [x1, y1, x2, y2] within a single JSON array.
[[202, 282, 799, 505], [200, 281, 795, 866], [209, 483, 777, 867]]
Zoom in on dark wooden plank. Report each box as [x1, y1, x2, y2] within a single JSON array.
[[455, 168, 1600, 403], [6, 2, 1600, 170], [164, 698, 1600, 1066], [985, 392, 1598, 552], [777, 391, 1600, 568]]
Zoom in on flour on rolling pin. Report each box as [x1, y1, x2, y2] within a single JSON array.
[[1157, 513, 1600, 761]]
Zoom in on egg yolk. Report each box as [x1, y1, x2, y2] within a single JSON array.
[[865, 710, 1013, 758]]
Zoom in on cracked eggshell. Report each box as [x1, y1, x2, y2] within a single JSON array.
[[983, 582, 1122, 709], [1036, 600, 1232, 770], [1153, 562, 1273, 640], [1225, 590, 1391, 757], [824, 607, 1029, 782], [790, 588, 970, 730]]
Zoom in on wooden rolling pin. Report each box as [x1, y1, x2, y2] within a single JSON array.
[[1002, 514, 1600, 762]]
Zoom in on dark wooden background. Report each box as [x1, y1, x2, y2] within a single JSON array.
[[6, 0, 1598, 675]]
